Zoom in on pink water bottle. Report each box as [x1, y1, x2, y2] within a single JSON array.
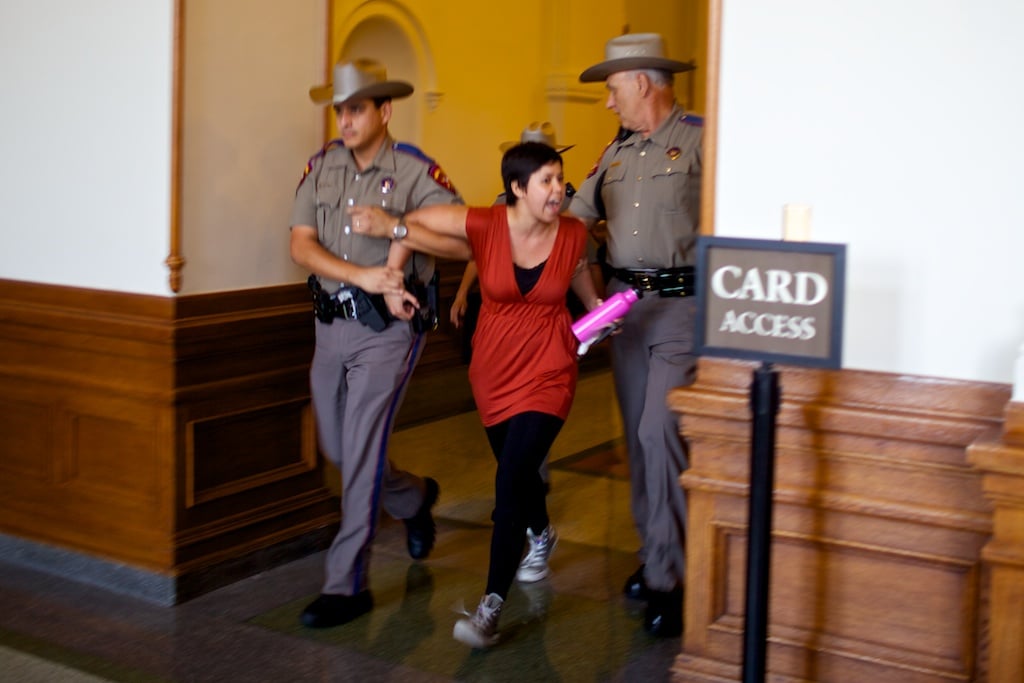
[[572, 288, 641, 355]]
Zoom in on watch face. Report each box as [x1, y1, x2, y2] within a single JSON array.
[[394, 224, 408, 239]]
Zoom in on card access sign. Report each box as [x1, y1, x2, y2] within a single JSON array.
[[695, 236, 846, 369]]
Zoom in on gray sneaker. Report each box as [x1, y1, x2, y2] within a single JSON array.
[[516, 525, 558, 583], [453, 593, 503, 648]]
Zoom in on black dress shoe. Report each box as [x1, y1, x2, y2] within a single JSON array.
[[623, 564, 649, 600], [300, 591, 373, 628], [404, 477, 439, 560], [643, 586, 683, 637]]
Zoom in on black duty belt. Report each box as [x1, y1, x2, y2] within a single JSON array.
[[307, 274, 438, 332], [308, 275, 389, 331], [612, 266, 696, 297]]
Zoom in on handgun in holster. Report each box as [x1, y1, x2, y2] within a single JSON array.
[[406, 271, 439, 334], [351, 289, 389, 332]]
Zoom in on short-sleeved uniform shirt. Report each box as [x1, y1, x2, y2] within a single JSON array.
[[290, 135, 462, 292], [570, 105, 702, 269], [465, 206, 589, 427]]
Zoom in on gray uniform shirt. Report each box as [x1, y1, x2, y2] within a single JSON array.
[[291, 135, 463, 292], [570, 105, 702, 270]]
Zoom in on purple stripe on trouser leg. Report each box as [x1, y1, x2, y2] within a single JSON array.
[[311, 321, 425, 595]]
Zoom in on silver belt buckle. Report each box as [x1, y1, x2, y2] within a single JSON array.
[[634, 271, 655, 291]]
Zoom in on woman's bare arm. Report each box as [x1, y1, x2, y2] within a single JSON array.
[[349, 204, 473, 260]]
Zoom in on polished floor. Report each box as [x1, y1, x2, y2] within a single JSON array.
[[0, 365, 684, 682]]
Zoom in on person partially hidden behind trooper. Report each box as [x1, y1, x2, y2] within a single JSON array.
[[289, 58, 463, 628], [570, 33, 704, 638]]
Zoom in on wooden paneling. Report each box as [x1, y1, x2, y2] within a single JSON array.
[[669, 357, 1011, 683], [967, 401, 1024, 682], [0, 395, 51, 481], [0, 279, 336, 593], [186, 398, 314, 507]]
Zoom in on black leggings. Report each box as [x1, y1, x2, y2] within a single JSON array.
[[483, 411, 565, 599]]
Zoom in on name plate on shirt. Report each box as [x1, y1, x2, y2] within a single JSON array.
[[694, 236, 846, 369]]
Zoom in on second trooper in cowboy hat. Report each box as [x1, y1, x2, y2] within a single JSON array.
[[578, 32, 694, 82], [569, 31, 702, 642]]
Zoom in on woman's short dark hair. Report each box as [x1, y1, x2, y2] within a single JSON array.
[[501, 142, 563, 207]]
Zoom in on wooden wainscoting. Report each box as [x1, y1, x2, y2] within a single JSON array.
[[0, 280, 330, 602], [669, 357, 1013, 683], [1, 280, 186, 573]]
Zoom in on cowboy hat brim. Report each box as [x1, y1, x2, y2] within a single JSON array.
[[309, 81, 414, 106], [498, 141, 575, 154], [579, 57, 695, 83]]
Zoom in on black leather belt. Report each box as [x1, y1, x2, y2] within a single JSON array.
[[612, 266, 696, 297], [309, 276, 362, 324]]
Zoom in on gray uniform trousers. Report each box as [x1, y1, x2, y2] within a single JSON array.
[[607, 278, 697, 593], [310, 316, 427, 596]]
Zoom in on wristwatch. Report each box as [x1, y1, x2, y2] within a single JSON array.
[[392, 222, 408, 241]]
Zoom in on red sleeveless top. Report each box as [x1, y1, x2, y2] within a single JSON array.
[[465, 206, 588, 426]]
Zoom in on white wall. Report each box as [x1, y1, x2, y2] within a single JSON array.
[[179, 0, 324, 293], [0, 0, 324, 296], [716, 0, 1024, 384], [0, 0, 175, 296]]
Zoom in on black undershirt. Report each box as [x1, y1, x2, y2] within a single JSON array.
[[514, 260, 546, 296]]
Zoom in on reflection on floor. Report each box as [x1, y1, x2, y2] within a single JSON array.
[[0, 368, 683, 682]]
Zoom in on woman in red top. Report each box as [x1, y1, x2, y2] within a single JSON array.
[[351, 142, 599, 648]]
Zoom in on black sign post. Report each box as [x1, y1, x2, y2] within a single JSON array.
[[695, 236, 846, 683], [742, 362, 780, 683]]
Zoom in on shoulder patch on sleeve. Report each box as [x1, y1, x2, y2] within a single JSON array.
[[296, 138, 345, 193], [427, 163, 458, 194], [394, 142, 459, 195], [680, 113, 704, 127]]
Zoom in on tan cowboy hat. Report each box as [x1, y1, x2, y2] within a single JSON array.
[[309, 58, 413, 105], [579, 33, 695, 83], [499, 121, 574, 153]]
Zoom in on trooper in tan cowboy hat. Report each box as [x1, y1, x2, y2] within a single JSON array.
[[289, 52, 461, 634], [499, 122, 574, 154], [568, 29, 703, 643], [579, 32, 694, 82], [309, 58, 413, 105]]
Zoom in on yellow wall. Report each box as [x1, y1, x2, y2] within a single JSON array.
[[326, 0, 707, 205]]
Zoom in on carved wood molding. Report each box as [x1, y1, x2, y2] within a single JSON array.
[[167, 0, 185, 292], [0, 279, 333, 591], [670, 357, 1010, 682]]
